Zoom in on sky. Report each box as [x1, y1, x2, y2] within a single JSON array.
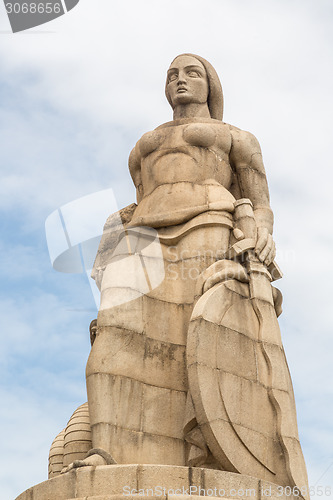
[[0, 0, 333, 498]]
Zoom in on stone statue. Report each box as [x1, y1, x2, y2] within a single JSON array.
[[18, 54, 310, 500]]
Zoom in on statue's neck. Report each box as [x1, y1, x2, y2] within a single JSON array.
[[173, 103, 211, 120]]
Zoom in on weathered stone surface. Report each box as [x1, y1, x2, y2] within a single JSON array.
[[48, 429, 65, 478], [16, 465, 303, 500], [63, 403, 92, 468]]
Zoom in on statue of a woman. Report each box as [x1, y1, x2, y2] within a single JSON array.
[[63, 54, 308, 495]]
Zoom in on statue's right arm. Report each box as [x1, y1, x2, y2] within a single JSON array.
[[128, 144, 144, 204], [229, 126, 276, 265]]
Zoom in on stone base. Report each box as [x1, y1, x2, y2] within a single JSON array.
[[16, 465, 300, 500]]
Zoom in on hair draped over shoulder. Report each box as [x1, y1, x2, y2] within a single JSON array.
[[165, 53, 224, 121]]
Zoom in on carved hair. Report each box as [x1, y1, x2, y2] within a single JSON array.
[[165, 53, 224, 121]]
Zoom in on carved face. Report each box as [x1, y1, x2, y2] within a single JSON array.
[[166, 55, 209, 108]]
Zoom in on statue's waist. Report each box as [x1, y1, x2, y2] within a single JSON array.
[[128, 182, 236, 229]]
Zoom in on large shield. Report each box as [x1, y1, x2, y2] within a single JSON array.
[[187, 275, 309, 496]]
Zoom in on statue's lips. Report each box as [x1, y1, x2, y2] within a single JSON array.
[[177, 87, 187, 93]]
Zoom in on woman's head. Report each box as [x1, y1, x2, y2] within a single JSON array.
[[165, 54, 224, 120]]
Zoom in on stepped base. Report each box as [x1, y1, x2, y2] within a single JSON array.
[[16, 465, 300, 500]]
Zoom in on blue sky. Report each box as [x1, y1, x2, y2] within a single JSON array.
[[1, 0, 333, 498]]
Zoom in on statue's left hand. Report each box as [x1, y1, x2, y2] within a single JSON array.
[[255, 227, 276, 266]]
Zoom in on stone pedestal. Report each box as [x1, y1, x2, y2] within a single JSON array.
[[16, 465, 301, 500]]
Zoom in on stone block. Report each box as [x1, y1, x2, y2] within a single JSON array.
[[142, 385, 186, 439], [143, 296, 191, 346], [75, 464, 138, 497], [202, 470, 259, 499]]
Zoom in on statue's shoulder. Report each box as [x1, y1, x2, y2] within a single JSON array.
[[155, 120, 175, 130], [227, 123, 261, 156], [129, 122, 163, 167], [227, 123, 258, 142]]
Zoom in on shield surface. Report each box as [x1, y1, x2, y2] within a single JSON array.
[[187, 277, 309, 495]]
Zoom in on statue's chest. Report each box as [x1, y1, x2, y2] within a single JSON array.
[[138, 122, 232, 159], [138, 123, 233, 191]]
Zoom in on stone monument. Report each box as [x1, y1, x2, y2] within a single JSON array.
[[17, 54, 309, 500]]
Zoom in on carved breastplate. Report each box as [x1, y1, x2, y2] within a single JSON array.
[[129, 120, 235, 228], [138, 121, 230, 155], [137, 120, 233, 196]]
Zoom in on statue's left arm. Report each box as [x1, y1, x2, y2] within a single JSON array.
[[129, 143, 144, 204], [229, 127, 276, 266]]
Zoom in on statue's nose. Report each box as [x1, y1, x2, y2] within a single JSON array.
[[177, 71, 187, 84]]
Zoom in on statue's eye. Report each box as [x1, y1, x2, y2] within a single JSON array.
[[168, 73, 178, 83], [187, 70, 200, 78]]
